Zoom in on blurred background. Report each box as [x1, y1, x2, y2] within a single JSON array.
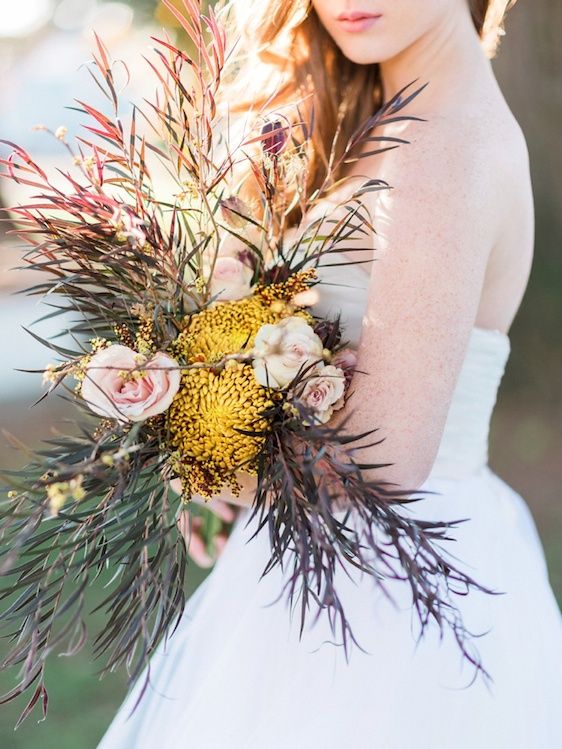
[[0, 1, 560, 745]]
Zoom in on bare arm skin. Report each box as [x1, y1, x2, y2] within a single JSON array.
[[329, 122, 498, 490]]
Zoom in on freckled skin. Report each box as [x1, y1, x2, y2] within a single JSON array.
[[184, 0, 534, 518]]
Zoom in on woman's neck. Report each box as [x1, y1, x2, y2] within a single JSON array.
[[380, 8, 495, 114]]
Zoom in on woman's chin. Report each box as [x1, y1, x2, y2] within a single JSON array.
[[334, 40, 394, 67]]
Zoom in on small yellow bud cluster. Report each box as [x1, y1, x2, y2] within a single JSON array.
[[93, 419, 115, 439], [176, 178, 200, 206], [130, 304, 156, 355], [73, 337, 109, 382], [117, 366, 146, 382], [100, 448, 131, 467], [135, 322, 155, 356], [83, 156, 95, 169], [46, 476, 85, 516], [55, 126, 68, 141], [282, 401, 300, 418], [195, 275, 208, 294], [80, 155, 101, 185], [255, 268, 317, 305], [42, 363, 59, 385], [262, 153, 274, 174], [90, 337, 109, 353], [281, 152, 304, 186], [113, 323, 135, 348]]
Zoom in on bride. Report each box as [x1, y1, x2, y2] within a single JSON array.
[[99, 1, 562, 746]]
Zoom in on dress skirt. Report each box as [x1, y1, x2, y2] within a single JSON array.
[[98, 466, 562, 749]]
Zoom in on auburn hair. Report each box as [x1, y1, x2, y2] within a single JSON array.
[[217, 0, 515, 222]]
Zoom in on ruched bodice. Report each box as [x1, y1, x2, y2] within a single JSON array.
[[431, 326, 510, 480], [313, 260, 511, 482]]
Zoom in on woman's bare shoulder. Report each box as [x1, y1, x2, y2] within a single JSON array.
[[375, 108, 528, 200], [362, 107, 533, 330], [362, 107, 531, 244], [359, 117, 495, 255]]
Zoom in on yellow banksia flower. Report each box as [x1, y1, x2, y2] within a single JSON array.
[[167, 362, 273, 497], [172, 274, 314, 365], [172, 296, 283, 364], [255, 268, 317, 305]]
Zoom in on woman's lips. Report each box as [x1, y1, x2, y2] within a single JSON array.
[[336, 12, 382, 33]]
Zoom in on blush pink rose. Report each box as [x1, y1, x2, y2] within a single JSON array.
[[300, 364, 346, 424], [208, 255, 253, 301], [81, 345, 181, 422]]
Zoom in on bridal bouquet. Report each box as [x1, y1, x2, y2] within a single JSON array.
[[0, 0, 491, 723]]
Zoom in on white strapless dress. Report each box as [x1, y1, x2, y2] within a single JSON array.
[[98, 264, 562, 749]]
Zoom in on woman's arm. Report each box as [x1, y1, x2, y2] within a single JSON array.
[[331, 122, 499, 491]]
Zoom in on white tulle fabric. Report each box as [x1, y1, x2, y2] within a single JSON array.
[[98, 263, 562, 749]]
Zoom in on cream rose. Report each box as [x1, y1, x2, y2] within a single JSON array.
[[299, 364, 346, 424], [81, 345, 181, 422], [252, 316, 324, 389]]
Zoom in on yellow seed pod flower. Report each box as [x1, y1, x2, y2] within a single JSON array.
[[167, 362, 274, 497]]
